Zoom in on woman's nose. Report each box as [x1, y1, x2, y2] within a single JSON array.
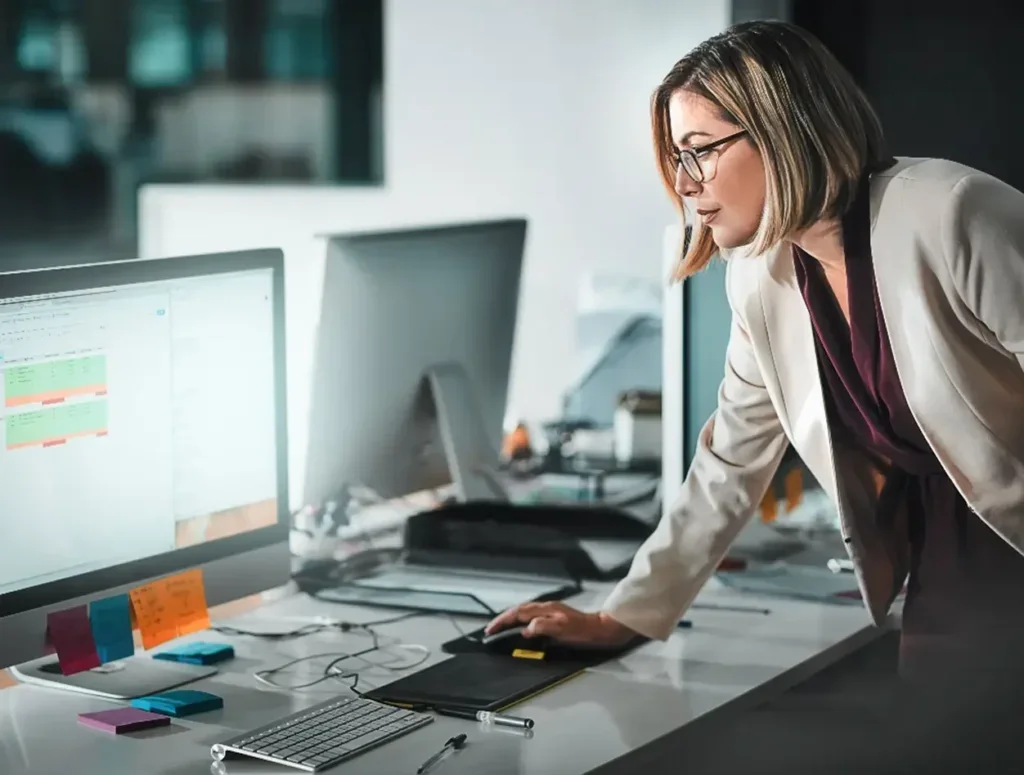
[[674, 164, 701, 198]]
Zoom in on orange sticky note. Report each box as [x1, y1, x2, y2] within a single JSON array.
[[784, 468, 803, 512], [129, 569, 211, 649], [164, 569, 212, 637], [129, 584, 179, 650]]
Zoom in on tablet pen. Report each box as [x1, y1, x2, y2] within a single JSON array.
[[435, 707, 535, 729], [417, 734, 467, 775]]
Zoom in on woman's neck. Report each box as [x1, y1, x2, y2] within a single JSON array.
[[789, 219, 845, 276]]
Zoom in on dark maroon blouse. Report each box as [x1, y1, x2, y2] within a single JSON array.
[[793, 164, 1024, 685]]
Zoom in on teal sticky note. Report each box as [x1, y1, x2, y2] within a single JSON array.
[[89, 595, 135, 663], [132, 690, 223, 717]]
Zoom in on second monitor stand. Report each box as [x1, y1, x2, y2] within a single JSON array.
[[424, 362, 509, 504]]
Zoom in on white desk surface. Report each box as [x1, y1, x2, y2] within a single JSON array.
[[0, 581, 883, 775]]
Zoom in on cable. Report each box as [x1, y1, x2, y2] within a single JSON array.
[[211, 611, 425, 642], [211, 621, 343, 640], [253, 648, 377, 691], [254, 640, 432, 693], [227, 613, 438, 694]]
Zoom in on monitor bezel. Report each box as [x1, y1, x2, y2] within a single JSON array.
[[0, 248, 290, 618]]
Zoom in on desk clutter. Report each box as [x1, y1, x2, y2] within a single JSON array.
[[77, 689, 226, 736], [45, 568, 212, 677], [364, 624, 646, 713]]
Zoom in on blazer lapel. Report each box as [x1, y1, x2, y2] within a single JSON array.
[[755, 245, 905, 623], [756, 249, 839, 502]]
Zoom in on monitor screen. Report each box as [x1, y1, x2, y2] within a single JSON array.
[[0, 267, 279, 597]]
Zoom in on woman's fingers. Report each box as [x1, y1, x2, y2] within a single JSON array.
[[484, 605, 528, 633], [524, 612, 569, 637], [485, 602, 565, 633]]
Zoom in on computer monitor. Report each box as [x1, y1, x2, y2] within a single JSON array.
[[0, 249, 290, 699], [302, 219, 526, 509]]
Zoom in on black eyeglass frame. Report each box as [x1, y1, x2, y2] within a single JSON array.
[[673, 129, 748, 183]]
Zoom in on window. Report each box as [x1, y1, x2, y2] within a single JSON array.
[[265, 0, 329, 81], [130, 0, 191, 86], [17, 15, 58, 72]]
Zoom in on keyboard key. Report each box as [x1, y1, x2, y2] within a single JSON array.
[[340, 727, 401, 752]]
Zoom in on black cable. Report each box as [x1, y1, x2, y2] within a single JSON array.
[[248, 616, 435, 692], [344, 672, 363, 696], [353, 611, 424, 628], [314, 582, 499, 617], [213, 605, 478, 692], [322, 627, 381, 688], [211, 622, 339, 640], [210, 610, 429, 643]]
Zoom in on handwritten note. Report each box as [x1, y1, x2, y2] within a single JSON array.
[[129, 569, 211, 649], [47, 607, 102, 676], [164, 569, 212, 636], [129, 583, 180, 650], [89, 594, 136, 663]]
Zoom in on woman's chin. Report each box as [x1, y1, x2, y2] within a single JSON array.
[[708, 227, 759, 257], [708, 225, 740, 249]]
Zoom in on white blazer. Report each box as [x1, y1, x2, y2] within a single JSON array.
[[603, 157, 1024, 640]]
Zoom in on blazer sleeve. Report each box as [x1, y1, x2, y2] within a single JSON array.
[[942, 172, 1024, 370], [600, 263, 789, 640]]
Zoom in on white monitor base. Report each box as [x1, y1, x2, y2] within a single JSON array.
[[10, 654, 216, 700]]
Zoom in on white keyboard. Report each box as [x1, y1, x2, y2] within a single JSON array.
[[211, 695, 432, 772]]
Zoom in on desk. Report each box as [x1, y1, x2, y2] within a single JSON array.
[[0, 579, 882, 775]]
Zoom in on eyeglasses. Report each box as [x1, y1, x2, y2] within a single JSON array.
[[673, 130, 748, 183]]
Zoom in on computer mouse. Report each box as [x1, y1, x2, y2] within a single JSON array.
[[479, 626, 551, 652]]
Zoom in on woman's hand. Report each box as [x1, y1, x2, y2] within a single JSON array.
[[484, 601, 637, 647]]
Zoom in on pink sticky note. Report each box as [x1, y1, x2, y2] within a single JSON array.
[[47, 607, 102, 676], [78, 708, 171, 734]]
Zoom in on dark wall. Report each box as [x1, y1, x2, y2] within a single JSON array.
[[794, 0, 1024, 191]]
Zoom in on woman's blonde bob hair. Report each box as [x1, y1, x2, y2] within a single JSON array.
[[654, 21, 888, 281]]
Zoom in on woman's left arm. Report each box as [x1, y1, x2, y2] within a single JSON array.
[[941, 172, 1024, 369]]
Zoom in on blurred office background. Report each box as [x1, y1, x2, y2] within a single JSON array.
[[1, 0, 1021, 479], [0, 0, 380, 256]]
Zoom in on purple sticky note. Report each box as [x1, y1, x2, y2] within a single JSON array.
[[78, 707, 171, 734], [47, 606, 102, 676]]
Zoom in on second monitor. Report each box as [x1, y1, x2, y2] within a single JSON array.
[[302, 219, 527, 509]]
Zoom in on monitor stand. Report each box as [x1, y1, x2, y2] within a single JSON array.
[[9, 654, 216, 700], [424, 362, 510, 503]]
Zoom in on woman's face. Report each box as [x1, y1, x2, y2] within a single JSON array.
[[668, 89, 765, 250]]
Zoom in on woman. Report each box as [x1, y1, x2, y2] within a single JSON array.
[[487, 20, 1024, 771]]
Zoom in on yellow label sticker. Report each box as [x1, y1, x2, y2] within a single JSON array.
[[511, 649, 545, 660]]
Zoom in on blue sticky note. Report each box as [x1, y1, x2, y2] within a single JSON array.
[[132, 690, 224, 717], [89, 595, 135, 664], [153, 641, 234, 665]]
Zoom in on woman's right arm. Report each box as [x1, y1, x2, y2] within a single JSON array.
[[486, 263, 789, 645], [599, 263, 789, 640]]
